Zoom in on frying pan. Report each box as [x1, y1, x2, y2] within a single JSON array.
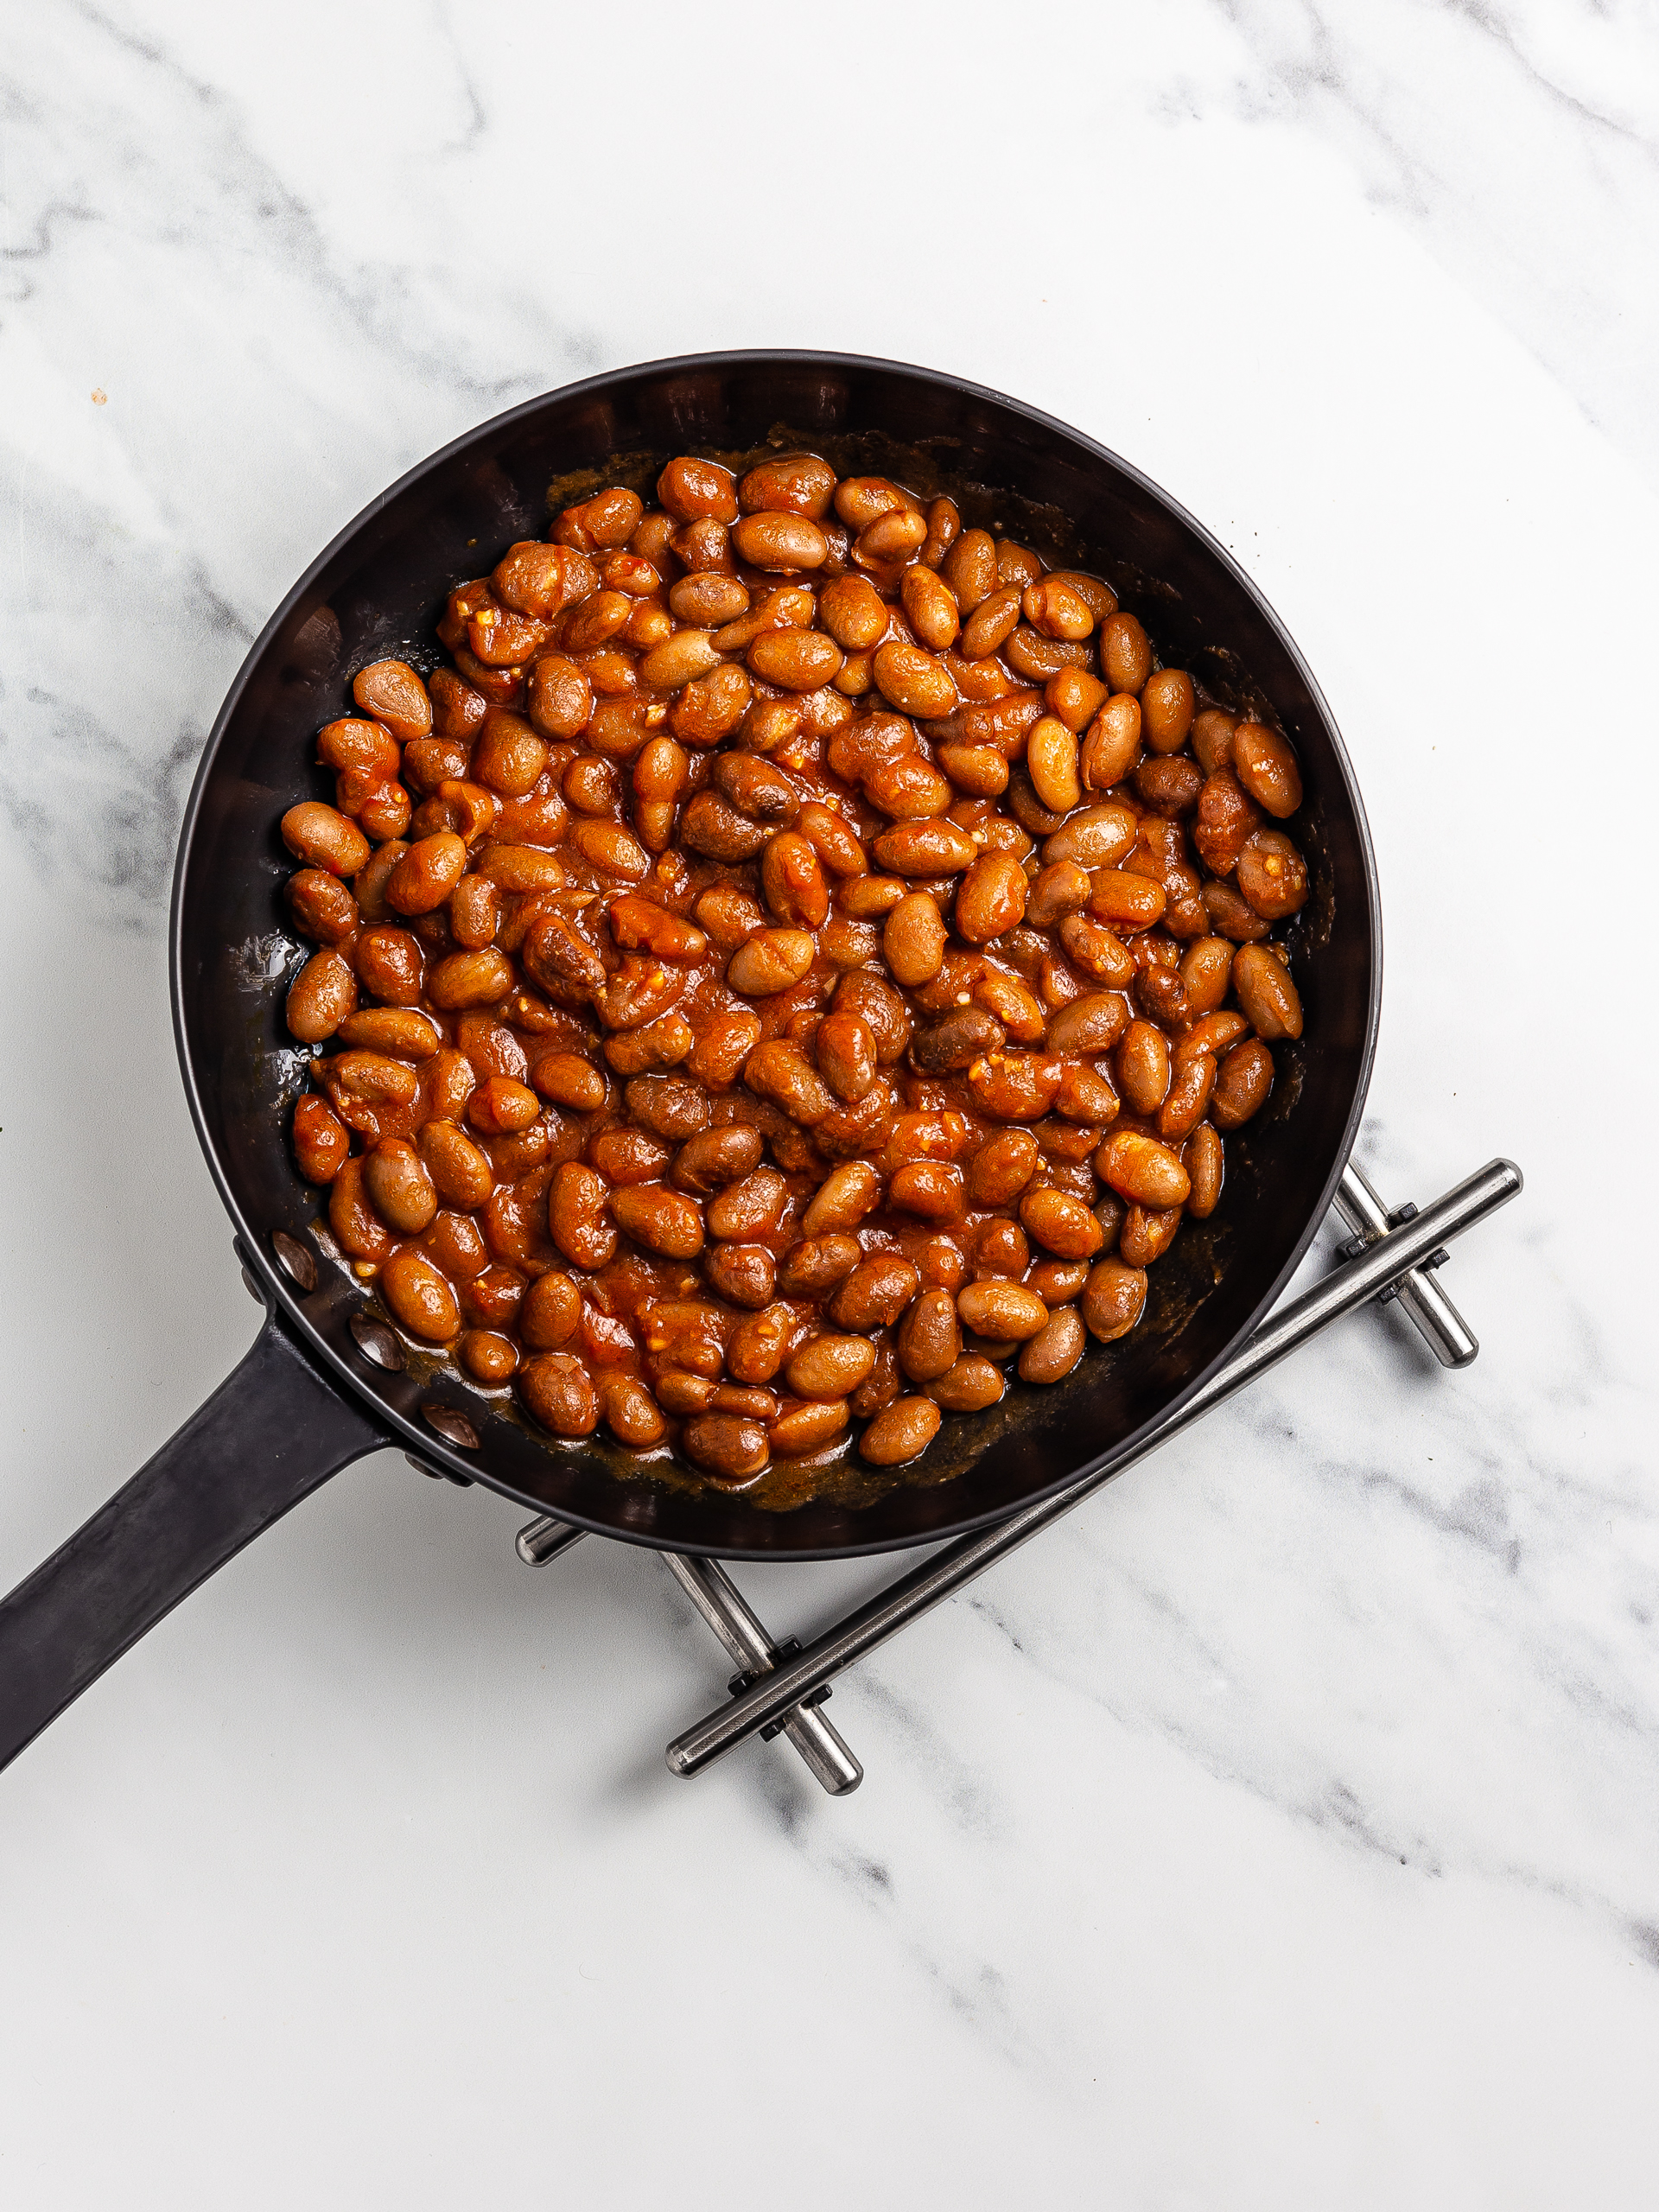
[[0, 351, 1381, 1775]]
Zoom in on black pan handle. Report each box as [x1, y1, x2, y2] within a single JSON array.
[[0, 1308, 387, 1774]]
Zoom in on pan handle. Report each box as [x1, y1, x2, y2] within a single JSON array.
[[0, 1308, 386, 1775]]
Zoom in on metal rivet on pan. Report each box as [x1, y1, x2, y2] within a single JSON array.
[[423, 1405, 480, 1451], [271, 1230, 318, 1293], [350, 1312, 405, 1371]]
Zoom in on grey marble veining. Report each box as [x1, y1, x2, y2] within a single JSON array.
[[2, 4, 1656, 2206], [1204, 0, 1659, 481]]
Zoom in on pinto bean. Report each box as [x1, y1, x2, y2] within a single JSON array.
[[1080, 696, 1141, 791], [727, 928, 817, 998], [418, 1121, 494, 1208], [1202, 879, 1273, 944], [286, 950, 358, 1042], [657, 1370, 717, 1415], [1116, 1020, 1172, 1115], [1018, 1306, 1085, 1384], [364, 1138, 438, 1235], [959, 585, 1022, 661], [1081, 1258, 1147, 1342], [377, 1248, 459, 1343], [570, 818, 651, 879], [353, 659, 431, 741], [743, 1041, 833, 1125], [769, 1399, 849, 1455], [1179, 936, 1235, 1015], [877, 891, 944, 988], [1058, 913, 1135, 987], [1121, 1203, 1182, 1267], [889, 1160, 964, 1220], [1020, 1187, 1104, 1261], [739, 453, 836, 517], [682, 790, 770, 862], [282, 802, 370, 877], [448, 874, 500, 950], [1159, 1051, 1217, 1141], [748, 629, 843, 691], [934, 743, 1008, 798], [1193, 768, 1262, 880], [1231, 944, 1304, 1039], [957, 1279, 1048, 1342], [548, 1161, 615, 1268], [1041, 804, 1136, 872], [873, 640, 957, 720], [589, 1128, 672, 1186], [638, 629, 721, 692], [385, 834, 466, 916], [900, 564, 960, 653], [829, 1257, 920, 1332], [1232, 721, 1303, 817], [873, 820, 979, 876], [962, 1129, 1034, 1208], [732, 511, 829, 570], [294, 1094, 349, 1183], [859, 1396, 942, 1465], [912, 1006, 1007, 1076], [792, 807, 863, 885], [785, 1335, 876, 1401], [776, 1236, 860, 1297], [518, 1351, 600, 1438], [619, 1074, 706, 1142], [1141, 668, 1195, 754], [655, 457, 737, 524], [803, 1013, 869, 1103], [672, 1125, 763, 1193], [426, 949, 514, 1009], [460, 1330, 517, 1385], [967, 1049, 1061, 1122], [526, 655, 594, 740], [951, 852, 1027, 944], [682, 1414, 769, 1481], [1023, 861, 1087, 930], [613, 1185, 705, 1258], [760, 833, 830, 928], [1097, 613, 1151, 694], [286, 868, 359, 946], [1236, 829, 1310, 920], [926, 1354, 1006, 1412], [1026, 715, 1082, 814], [515, 1270, 580, 1351], [597, 1375, 665, 1448], [1045, 992, 1130, 1057], [938, 527, 995, 612], [689, 1009, 762, 1091], [1211, 1038, 1276, 1128], [896, 1289, 962, 1382], [704, 1167, 785, 1243], [1185, 1122, 1224, 1217], [1089, 870, 1166, 932], [1096, 1128, 1191, 1209]]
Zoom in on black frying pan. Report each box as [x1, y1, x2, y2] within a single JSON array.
[[0, 351, 1381, 1776]]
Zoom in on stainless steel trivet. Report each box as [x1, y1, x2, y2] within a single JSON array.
[[511, 1145, 1521, 1797]]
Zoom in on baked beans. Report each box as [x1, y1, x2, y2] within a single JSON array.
[[280, 450, 1312, 1491]]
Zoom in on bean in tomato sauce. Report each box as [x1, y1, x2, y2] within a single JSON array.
[[280, 452, 1310, 1490]]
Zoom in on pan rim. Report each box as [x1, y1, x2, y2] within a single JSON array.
[[168, 346, 1382, 1559]]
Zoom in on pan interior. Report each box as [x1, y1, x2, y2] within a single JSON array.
[[172, 353, 1378, 1559]]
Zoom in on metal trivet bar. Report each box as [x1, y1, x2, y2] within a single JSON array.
[[517, 1147, 1521, 1797]]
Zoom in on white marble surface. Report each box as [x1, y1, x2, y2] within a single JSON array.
[[3, 3, 1656, 2204]]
